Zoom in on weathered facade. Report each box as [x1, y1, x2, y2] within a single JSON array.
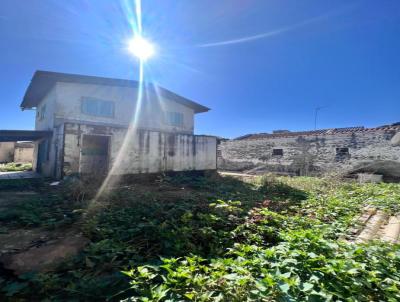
[[19, 71, 216, 178], [218, 125, 400, 179], [61, 124, 216, 176]]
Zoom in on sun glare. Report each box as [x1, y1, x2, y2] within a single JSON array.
[[127, 36, 155, 60]]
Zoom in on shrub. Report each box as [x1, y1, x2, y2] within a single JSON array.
[[0, 162, 32, 172]]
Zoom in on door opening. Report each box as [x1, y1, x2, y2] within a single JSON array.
[[80, 135, 110, 175]]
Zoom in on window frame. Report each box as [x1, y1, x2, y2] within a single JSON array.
[[165, 111, 184, 127], [81, 97, 115, 118]]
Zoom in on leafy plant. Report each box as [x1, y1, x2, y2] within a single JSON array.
[[0, 162, 32, 172]]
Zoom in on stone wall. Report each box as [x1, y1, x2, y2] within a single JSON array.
[[218, 128, 400, 177]]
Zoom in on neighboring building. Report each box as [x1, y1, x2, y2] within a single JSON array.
[[0, 71, 216, 178], [0, 142, 15, 163], [218, 124, 400, 180], [0, 142, 34, 163], [14, 142, 34, 163]]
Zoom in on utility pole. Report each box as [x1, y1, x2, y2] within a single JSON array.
[[314, 106, 327, 130]]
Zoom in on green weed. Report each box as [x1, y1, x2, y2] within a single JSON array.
[[1, 175, 400, 301]]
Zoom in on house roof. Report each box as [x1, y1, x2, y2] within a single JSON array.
[[235, 124, 400, 140], [20, 70, 210, 113]]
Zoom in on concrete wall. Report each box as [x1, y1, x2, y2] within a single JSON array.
[[54, 82, 195, 134], [14, 143, 34, 163], [218, 129, 400, 176], [0, 142, 15, 163], [37, 125, 63, 177], [62, 123, 216, 177], [35, 87, 57, 131], [33, 87, 57, 175]]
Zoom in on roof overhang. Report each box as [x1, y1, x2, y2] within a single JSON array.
[[21, 70, 210, 113], [0, 130, 52, 142]]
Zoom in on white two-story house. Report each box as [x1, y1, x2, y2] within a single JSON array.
[[19, 71, 216, 178]]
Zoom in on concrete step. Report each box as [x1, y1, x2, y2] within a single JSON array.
[[352, 207, 376, 234], [380, 215, 400, 243], [355, 211, 388, 243]]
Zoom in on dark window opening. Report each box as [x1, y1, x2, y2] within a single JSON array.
[[272, 148, 283, 156], [335, 147, 350, 161], [336, 147, 349, 156]]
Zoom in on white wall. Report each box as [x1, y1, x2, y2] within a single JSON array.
[[35, 87, 57, 131], [54, 82, 195, 134], [33, 87, 57, 175], [62, 123, 216, 176]]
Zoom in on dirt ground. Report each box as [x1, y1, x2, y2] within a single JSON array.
[[0, 188, 89, 275], [0, 176, 206, 276]]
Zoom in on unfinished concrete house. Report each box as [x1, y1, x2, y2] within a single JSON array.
[[0, 71, 216, 178], [218, 124, 400, 180]]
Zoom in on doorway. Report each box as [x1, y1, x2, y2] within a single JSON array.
[[37, 139, 49, 173], [79, 135, 110, 175]]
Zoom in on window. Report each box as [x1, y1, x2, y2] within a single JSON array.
[[272, 148, 283, 156], [336, 147, 350, 160], [165, 111, 184, 127], [81, 98, 114, 118], [38, 104, 46, 120], [336, 147, 349, 156]]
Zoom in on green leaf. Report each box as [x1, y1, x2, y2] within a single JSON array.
[[278, 282, 290, 293], [302, 282, 314, 292]]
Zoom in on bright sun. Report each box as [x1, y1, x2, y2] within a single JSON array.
[[127, 36, 155, 60]]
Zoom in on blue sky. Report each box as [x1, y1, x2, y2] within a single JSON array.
[[1, 0, 399, 138]]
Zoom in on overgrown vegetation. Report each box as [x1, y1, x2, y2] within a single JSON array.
[[0, 178, 44, 191], [0, 162, 32, 172], [0, 194, 82, 228], [1, 174, 400, 301]]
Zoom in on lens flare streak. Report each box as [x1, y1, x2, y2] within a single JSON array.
[[94, 0, 148, 202], [198, 5, 356, 48]]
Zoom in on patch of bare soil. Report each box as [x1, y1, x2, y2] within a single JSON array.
[[0, 188, 89, 275], [0, 228, 89, 275]]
